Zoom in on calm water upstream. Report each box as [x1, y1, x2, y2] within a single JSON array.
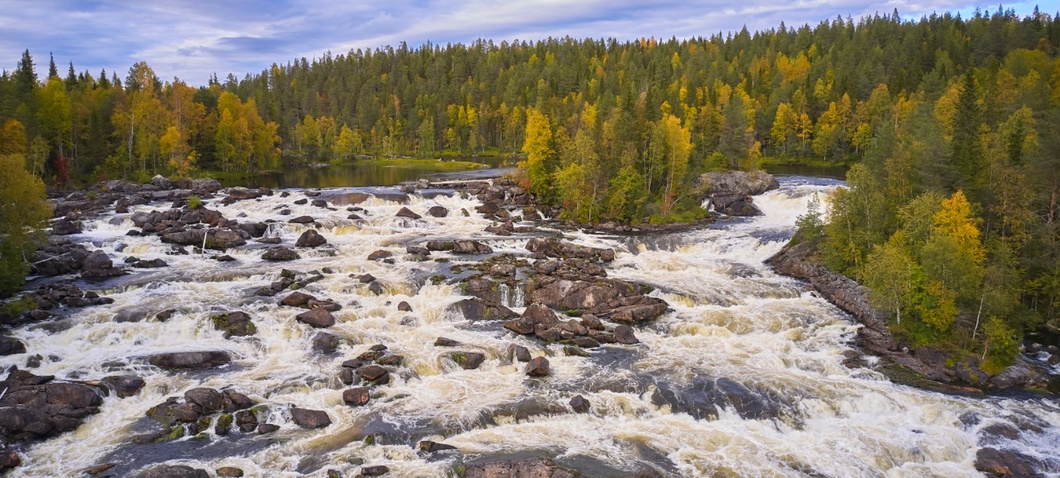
[[3, 176, 1058, 477]]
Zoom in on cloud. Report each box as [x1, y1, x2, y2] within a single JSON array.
[[0, 0, 1042, 86]]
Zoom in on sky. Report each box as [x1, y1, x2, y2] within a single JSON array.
[[0, 0, 1046, 86]]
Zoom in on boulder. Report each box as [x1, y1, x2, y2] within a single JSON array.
[[342, 387, 371, 407], [367, 250, 394, 261], [397, 301, 413, 312], [698, 170, 779, 197], [396, 207, 422, 219], [288, 215, 315, 224], [0, 448, 19, 472], [360, 465, 390, 476], [312, 332, 342, 354], [613, 325, 640, 344], [147, 351, 232, 370], [280, 291, 317, 308], [0, 336, 26, 356], [216, 467, 244, 477], [525, 238, 615, 262], [434, 337, 461, 347], [986, 364, 1034, 391], [212, 311, 257, 338], [419, 440, 458, 453], [139, 464, 211, 478], [0, 369, 104, 444], [101, 375, 146, 398], [356, 365, 391, 385], [447, 297, 517, 321], [184, 388, 225, 413], [290, 407, 331, 429], [296, 308, 336, 328], [450, 351, 486, 370], [427, 206, 449, 218], [262, 246, 300, 261], [81, 250, 125, 280], [51, 219, 82, 235], [462, 456, 577, 478], [526, 357, 550, 377], [974, 447, 1041, 477], [295, 229, 328, 248], [569, 395, 590, 413], [711, 195, 762, 216]]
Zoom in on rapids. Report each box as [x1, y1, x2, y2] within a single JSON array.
[[2, 176, 1058, 477]]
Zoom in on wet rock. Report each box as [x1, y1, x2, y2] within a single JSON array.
[[450, 351, 486, 370], [526, 357, 550, 377], [447, 297, 517, 321], [161, 229, 246, 250], [427, 206, 449, 218], [0, 336, 26, 356], [367, 250, 393, 261], [288, 215, 315, 224], [52, 219, 82, 235], [368, 281, 386, 295], [280, 291, 317, 307], [296, 308, 336, 328], [525, 238, 615, 262], [986, 364, 1034, 391], [212, 311, 257, 338], [347, 213, 364, 220], [0, 369, 104, 444], [570, 395, 590, 413], [312, 332, 343, 354], [396, 207, 422, 219], [81, 250, 125, 280], [357, 365, 391, 385], [356, 273, 377, 283], [974, 447, 1041, 477], [425, 240, 493, 254], [216, 467, 244, 477], [131, 258, 169, 268], [397, 301, 413, 312], [698, 170, 779, 198], [258, 423, 280, 434], [262, 246, 300, 261], [138, 464, 210, 478], [564, 346, 590, 357], [101, 375, 146, 398], [711, 195, 763, 216], [613, 325, 640, 344], [342, 387, 371, 407], [419, 440, 458, 453], [434, 337, 461, 347], [290, 407, 331, 429], [295, 229, 328, 248], [184, 388, 225, 413], [147, 351, 232, 370], [603, 295, 670, 323], [462, 456, 577, 478], [0, 448, 19, 472], [235, 409, 258, 432], [360, 465, 390, 476], [509, 344, 532, 363]]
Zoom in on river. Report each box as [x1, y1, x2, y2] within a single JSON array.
[[2, 175, 1058, 477]]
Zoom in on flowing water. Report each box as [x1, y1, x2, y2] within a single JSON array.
[[3, 176, 1059, 477]]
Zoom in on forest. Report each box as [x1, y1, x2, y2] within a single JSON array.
[[1, 7, 1059, 369]]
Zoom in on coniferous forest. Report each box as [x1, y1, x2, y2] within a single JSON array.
[[2, 7, 1060, 368]]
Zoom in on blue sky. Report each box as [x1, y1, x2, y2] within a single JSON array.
[[0, 0, 1046, 86]]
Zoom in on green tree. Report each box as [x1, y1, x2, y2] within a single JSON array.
[[0, 153, 52, 295], [519, 107, 556, 201], [862, 232, 917, 324]]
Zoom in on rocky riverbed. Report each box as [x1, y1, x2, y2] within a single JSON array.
[[1, 173, 1058, 477]]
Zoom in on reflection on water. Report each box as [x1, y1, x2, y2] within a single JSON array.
[[247, 156, 514, 189]]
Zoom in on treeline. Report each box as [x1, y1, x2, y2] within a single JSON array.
[[0, 7, 1058, 359]]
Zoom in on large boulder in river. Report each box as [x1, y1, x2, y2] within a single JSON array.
[[147, 351, 232, 370], [462, 456, 577, 478], [0, 369, 104, 443], [295, 229, 327, 248], [525, 238, 615, 262], [290, 407, 331, 429], [447, 297, 518, 321], [697, 170, 779, 198], [296, 308, 336, 328], [262, 246, 300, 261], [137, 464, 210, 478], [80, 250, 125, 280]]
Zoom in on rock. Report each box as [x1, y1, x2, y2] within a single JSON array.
[[447, 297, 518, 321], [101, 375, 146, 398], [177, 178, 223, 193], [132, 258, 169, 268], [419, 440, 458, 453], [360, 465, 390, 476], [526, 357, 550, 377], [613, 325, 640, 344], [311, 199, 328, 208], [462, 456, 577, 478], [52, 219, 82, 235], [356, 365, 391, 385], [288, 215, 315, 224], [986, 364, 1034, 391], [434, 337, 461, 347], [357, 273, 377, 283], [147, 351, 231, 370], [296, 308, 336, 328], [0, 369, 104, 444], [81, 250, 124, 280], [257, 423, 280, 434], [295, 229, 327, 248], [698, 170, 779, 198], [570, 394, 590, 413], [184, 388, 225, 413], [0, 336, 26, 356], [312, 332, 342, 354], [564, 346, 590, 357], [974, 447, 1041, 477], [212, 311, 257, 338], [450, 351, 486, 370], [367, 250, 394, 261], [396, 207, 422, 219], [509, 345, 532, 363], [262, 246, 300, 261], [525, 238, 615, 262], [425, 240, 493, 254], [290, 407, 331, 429], [139, 464, 210, 478], [0, 449, 20, 472], [427, 206, 449, 218], [397, 301, 413, 312], [342, 387, 371, 406], [280, 291, 317, 307], [216, 467, 244, 477]]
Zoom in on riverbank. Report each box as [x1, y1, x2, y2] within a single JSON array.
[[766, 235, 1060, 397]]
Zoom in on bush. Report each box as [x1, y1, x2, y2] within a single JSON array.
[[187, 195, 202, 209]]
